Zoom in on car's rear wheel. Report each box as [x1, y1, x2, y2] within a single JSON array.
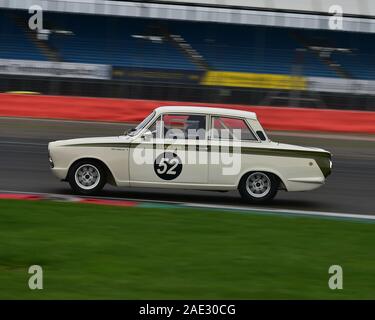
[[238, 171, 278, 203], [68, 160, 106, 195]]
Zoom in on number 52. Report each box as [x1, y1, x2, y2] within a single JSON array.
[[156, 157, 179, 175]]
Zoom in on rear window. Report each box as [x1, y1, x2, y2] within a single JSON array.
[[212, 116, 257, 141]]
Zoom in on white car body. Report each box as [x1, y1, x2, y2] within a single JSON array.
[[48, 106, 332, 200]]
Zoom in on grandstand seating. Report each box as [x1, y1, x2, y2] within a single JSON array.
[[0, 9, 374, 79], [0, 12, 46, 61], [172, 22, 339, 77], [47, 14, 197, 70], [328, 32, 375, 80]]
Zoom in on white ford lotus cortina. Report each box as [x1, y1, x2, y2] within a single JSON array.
[[48, 106, 332, 202]]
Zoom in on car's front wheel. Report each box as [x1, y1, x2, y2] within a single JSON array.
[[68, 160, 106, 195], [238, 171, 278, 203]]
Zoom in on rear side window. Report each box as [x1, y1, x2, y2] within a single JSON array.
[[211, 117, 257, 141]]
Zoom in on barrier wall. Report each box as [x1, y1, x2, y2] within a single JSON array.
[[201, 71, 307, 90], [0, 93, 374, 134]]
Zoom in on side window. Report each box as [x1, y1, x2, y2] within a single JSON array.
[[212, 116, 257, 141], [162, 114, 206, 140]]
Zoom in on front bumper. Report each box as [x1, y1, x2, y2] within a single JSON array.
[[50, 167, 69, 180]]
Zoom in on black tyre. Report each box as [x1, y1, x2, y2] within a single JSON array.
[[67, 160, 106, 195], [238, 171, 278, 203]]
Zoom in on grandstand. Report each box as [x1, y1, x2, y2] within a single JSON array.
[[0, 2, 374, 110], [0, 12, 46, 61], [1, 9, 374, 79]]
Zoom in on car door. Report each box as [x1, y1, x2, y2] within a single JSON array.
[[129, 113, 209, 186], [208, 115, 259, 186]]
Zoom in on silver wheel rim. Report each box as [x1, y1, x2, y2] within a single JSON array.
[[74, 164, 101, 190], [245, 172, 271, 198]]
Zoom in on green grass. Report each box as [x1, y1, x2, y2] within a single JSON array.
[[0, 199, 374, 299]]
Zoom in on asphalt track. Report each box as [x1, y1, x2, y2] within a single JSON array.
[[0, 117, 374, 215]]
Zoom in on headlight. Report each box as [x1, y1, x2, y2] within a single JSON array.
[[48, 154, 54, 168], [329, 160, 333, 169]]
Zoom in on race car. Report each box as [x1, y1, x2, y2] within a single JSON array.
[[48, 106, 332, 202]]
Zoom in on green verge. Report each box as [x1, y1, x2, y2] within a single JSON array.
[[0, 199, 374, 299]]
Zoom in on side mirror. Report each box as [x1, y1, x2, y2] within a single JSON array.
[[125, 128, 136, 135], [141, 131, 153, 140], [256, 130, 267, 141]]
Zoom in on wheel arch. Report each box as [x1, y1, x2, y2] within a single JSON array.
[[67, 157, 116, 186], [237, 169, 287, 190]]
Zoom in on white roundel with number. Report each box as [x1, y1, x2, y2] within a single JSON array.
[[154, 152, 183, 180]]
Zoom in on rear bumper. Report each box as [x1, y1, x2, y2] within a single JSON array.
[[286, 177, 325, 191], [288, 177, 325, 184]]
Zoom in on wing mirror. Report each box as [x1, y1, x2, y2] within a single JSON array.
[[256, 130, 267, 141], [125, 128, 136, 135], [141, 131, 153, 140]]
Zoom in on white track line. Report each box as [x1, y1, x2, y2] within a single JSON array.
[[0, 189, 374, 221], [185, 203, 375, 221]]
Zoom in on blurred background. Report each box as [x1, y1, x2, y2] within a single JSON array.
[[1, 0, 375, 110], [1, 1, 375, 300]]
